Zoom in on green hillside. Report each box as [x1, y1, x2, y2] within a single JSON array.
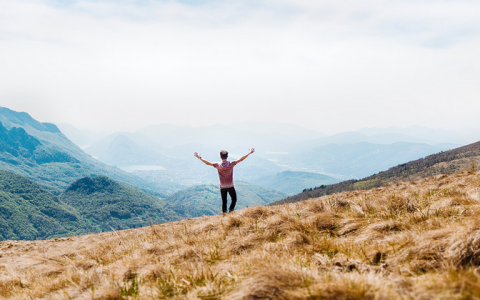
[[0, 170, 89, 240], [255, 170, 339, 195], [166, 181, 287, 218], [59, 176, 180, 232], [275, 140, 480, 205], [0, 107, 165, 196]]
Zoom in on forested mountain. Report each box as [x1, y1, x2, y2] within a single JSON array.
[[59, 176, 180, 232], [165, 181, 286, 218], [0, 171, 182, 240], [0, 170, 89, 240], [0, 121, 78, 164], [0, 107, 165, 196], [275, 140, 480, 204]]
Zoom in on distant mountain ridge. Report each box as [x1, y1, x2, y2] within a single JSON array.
[[0, 107, 61, 134], [358, 126, 466, 144], [282, 142, 458, 179], [56, 123, 106, 148], [80, 122, 461, 193], [275, 140, 480, 205], [290, 131, 463, 153], [89, 134, 169, 167], [0, 121, 79, 165]]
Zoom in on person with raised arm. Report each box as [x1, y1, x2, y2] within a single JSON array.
[[194, 148, 255, 214]]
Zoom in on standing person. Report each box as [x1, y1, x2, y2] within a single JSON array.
[[194, 148, 255, 213]]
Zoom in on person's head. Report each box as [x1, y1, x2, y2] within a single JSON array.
[[220, 150, 228, 160]]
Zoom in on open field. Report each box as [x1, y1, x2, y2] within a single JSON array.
[[1, 171, 480, 299]]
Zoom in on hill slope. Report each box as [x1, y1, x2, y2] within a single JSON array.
[[0, 107, 165, 196], [1, 172, 480, 299], [59, 176, 180, 232], [277, 140, 480, 204], [0, 170, 89, 240], [166, 181, 287, 218]]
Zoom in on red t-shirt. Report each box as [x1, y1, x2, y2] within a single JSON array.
[[212, 161, 237, 188]]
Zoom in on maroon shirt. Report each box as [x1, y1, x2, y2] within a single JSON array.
[[212, 160, 237, 188]]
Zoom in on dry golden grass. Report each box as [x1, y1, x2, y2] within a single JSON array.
[[2, 171, 480, 299]]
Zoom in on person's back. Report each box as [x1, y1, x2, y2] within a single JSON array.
[[212, 160, 237, 189], [194, 148, 254, 213]]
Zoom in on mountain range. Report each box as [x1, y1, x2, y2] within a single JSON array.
[[73, 122, 462, 195], [56, 123, 106, 149], [281, 142, 458, 179], [277, 140, 480, 204], [1, 105, 477, 242]]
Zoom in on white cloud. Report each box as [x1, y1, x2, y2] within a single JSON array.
[[0, 0, 479, 133]]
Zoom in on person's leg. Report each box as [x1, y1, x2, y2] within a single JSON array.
[[228, 187, 237, 212], [220, 188, 228, 213]]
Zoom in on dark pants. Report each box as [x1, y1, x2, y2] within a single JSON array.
[[220, 187, 237, 213]]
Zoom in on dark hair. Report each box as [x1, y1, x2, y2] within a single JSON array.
[[220, 150, 228, 159]]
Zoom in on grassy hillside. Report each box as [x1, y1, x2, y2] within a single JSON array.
[[0, 170, 89, 240], [165, 181, 287, 218], [277, 140, 480, 204], [59, 176, 180, 232], [1, 172, 480, 299], [255, 170, 339, 195], [0, 106, 166, 196]]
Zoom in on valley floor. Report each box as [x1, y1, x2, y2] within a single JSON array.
[[1, 171, 480, 299]]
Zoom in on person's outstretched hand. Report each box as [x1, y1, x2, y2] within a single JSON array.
[[249, 148, 255, 154], [194, 152, 201, 158]]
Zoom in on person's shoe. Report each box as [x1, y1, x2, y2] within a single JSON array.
[[229, 209, 234, 213]]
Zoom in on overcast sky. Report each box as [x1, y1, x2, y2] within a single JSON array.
[[1, 0, 479, 134]]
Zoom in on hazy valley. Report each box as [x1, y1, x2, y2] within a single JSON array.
[[1, 105, 476, 241], [59, 118, 465, 197]]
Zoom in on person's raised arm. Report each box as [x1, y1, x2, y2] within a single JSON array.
[[194, 152, 214, 166], [236, 148, 255, 164]]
